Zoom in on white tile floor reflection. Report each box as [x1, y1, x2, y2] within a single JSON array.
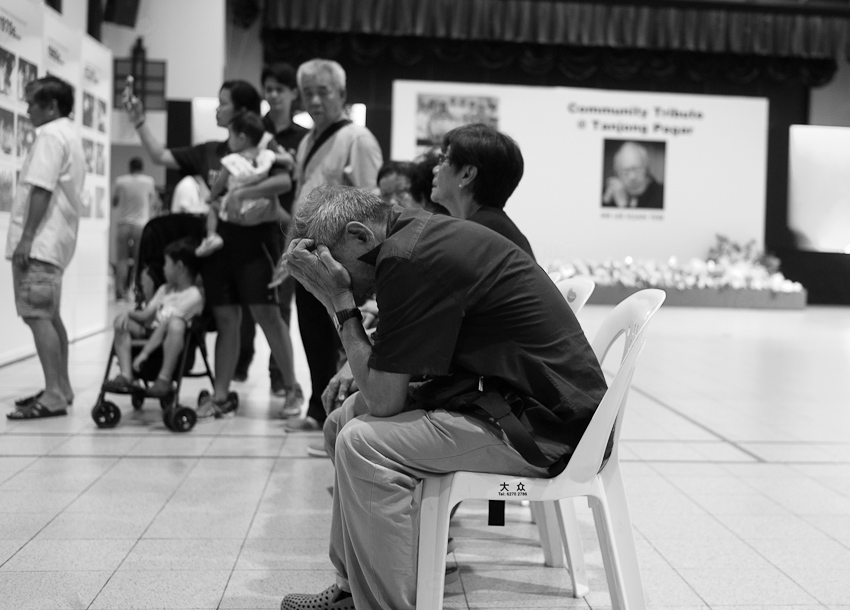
[[1, 302, 850, 609]]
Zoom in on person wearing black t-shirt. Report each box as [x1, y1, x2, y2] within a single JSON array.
[[237, 63, 309, 401], [280, 186, 606, 610], [124, 80, 302, 418], [431, 122, 534, 258]]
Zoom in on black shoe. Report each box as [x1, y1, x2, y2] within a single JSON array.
[[233, 370, 248, 383], [214, 391, 239, 418]]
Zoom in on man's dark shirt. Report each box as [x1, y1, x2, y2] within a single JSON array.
[[366, 207, 607, 451], [467, 206, 535, 259], [262, 115, 308, 214], [171, 140, 229, 190]]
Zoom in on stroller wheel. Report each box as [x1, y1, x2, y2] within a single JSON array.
[[131, 394, 145, 410], [161, 407, 175, 431], [92, 401, 121, 428], [169, 406, 197, 433]]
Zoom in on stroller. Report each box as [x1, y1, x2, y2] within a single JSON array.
[[92, 214, 216, 433]]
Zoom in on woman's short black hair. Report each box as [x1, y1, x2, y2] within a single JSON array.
[[261, 63, 297, 89], [164, 237, 200, 277], [26, 75, 75, 117], [410, 151, 439, 206], [441, 123, 524, 209], [220, 80, 262, 115], [376, 160, 415, 186]]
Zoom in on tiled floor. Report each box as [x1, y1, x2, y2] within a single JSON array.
[[1, 301, 850, 609]]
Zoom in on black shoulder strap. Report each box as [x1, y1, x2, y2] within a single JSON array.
[[473, 392, 553, 469], [303, 119, 352, 171]]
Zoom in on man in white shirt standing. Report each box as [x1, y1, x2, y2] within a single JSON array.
[[6, 76, 85, 420], [112, 157, 157, 299], [284, 58, 383, 436]]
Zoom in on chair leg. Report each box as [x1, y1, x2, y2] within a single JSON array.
[[416, 476, 453, 610], [532, 501, 564, 567], [602, 469, 646, 610], [590, 495, 628, 610], [556, 499, 589, 598]]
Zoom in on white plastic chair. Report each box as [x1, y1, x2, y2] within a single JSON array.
[[555, 276, 595, 313], [529, 275, 594, 568], [416, 289, 666, 610]]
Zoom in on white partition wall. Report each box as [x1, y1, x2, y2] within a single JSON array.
[[392, 81, 769, 264], [788, 125, 850, 253], [0, 0, 112, 366]]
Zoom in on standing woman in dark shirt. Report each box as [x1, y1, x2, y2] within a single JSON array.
[[124, 81, 302, 417], [430, 123, 535, 259]]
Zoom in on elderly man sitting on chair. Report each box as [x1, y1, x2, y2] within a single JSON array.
[[282, 185, 607, 610]]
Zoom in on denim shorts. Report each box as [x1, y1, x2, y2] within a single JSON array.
[[12, 259, 63, 319]]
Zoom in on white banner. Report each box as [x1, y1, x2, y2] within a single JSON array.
[[392, 81, 769, 264]]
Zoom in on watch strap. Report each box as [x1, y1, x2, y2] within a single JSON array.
[[335, 308, 362, 329]]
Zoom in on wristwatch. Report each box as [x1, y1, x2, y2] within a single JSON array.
[[333, 308, 363, 332]]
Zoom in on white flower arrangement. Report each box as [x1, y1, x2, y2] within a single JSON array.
[[548, 235, 804, 294]]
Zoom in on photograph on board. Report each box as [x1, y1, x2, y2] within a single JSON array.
[[17, 58, 37, 103], [0, 46, 15, 98], [16, 115, 34, 159], [0, 168, 13, 212], [0, 108, 14, 155], [601, 139, 666, 210], [415, 94, 499, 156], [82, 92, 95, 128]]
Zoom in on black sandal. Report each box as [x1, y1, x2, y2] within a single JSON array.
[[14, 390, 44, 406], [6, 401, 68, 420]]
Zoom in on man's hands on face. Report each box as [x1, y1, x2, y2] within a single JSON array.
[[284, 238, 353, 312]]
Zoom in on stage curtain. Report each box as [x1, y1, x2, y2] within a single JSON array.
[[264, 0, 850, 60]]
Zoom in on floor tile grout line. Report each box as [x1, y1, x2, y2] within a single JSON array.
[[628, 383, 767, 463], [214, 443, 286, 610], [647, 461, 833, 608], [84, 453, 205, 610], [0, 454, 125, 572]]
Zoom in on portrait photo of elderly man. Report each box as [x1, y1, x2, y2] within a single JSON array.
[[601, 139, 666, 209]]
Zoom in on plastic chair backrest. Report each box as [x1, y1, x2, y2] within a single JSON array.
[[556, 276, 596, 314], [564, 289, 665, 484], [591, 288, 666, 366]]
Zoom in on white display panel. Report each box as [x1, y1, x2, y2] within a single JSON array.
[[0, 0, 112, 366], [0, 0, 45, 364], [788, 125, 850, 253], [392, 81, 769, 264]]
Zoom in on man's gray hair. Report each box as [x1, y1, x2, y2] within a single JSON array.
[[292, 185, 392, 248], [296, 59, 346, 93]]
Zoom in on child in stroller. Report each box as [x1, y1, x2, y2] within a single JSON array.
[[103, 238, 204, 397]]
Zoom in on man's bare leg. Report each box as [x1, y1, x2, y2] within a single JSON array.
[[24, 317, 68, 411]]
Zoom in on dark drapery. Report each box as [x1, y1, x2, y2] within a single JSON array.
[[264, 0, 850, 61]]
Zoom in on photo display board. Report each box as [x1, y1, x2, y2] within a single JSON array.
[[0, 0, 112, 366], [0, 0, 43, 215], [392, 81, 769, 263]]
